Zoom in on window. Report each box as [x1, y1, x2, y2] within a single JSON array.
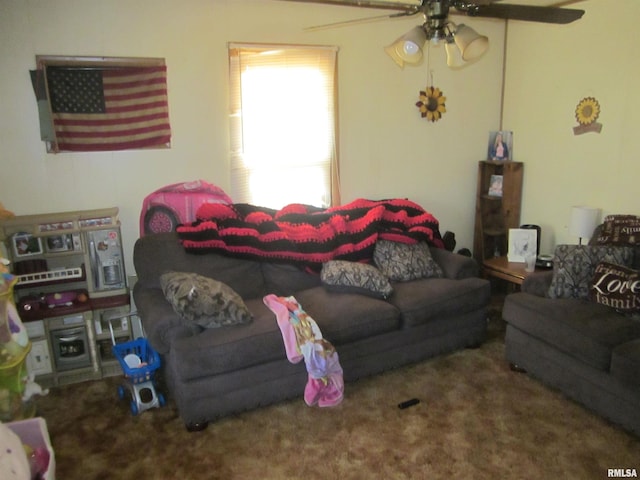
[[228, 44, 340, 209]]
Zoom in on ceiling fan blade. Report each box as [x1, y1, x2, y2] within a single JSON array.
[[463, 3, 585, 24], [278, 0, 421, 13], [304, 12, 411, 31]]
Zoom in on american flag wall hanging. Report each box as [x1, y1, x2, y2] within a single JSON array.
[[32, 57, 171, 153]]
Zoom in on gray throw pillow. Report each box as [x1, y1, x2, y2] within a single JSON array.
[[321, 260, 393, 299], [548, 245, 634, 299], [160, 271, 253, 328], [373, 240, 443, 282]]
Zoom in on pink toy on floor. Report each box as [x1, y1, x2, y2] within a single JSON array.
[[264, 294, 344, 407]]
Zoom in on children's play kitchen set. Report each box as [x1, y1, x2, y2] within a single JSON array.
[[0, 208, 137, 418]]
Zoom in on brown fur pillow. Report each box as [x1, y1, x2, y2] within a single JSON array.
[[160, 271, 253, 328]]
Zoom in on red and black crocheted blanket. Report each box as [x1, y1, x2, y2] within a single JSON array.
[[176, 198, 443, 268]]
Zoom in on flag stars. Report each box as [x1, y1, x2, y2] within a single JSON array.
[[47, 67, 106, 113]]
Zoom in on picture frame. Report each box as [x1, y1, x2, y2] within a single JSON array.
[[45, 234, 73, 253], [508, 228, 537, 263], [487, 130, 513, 161], [12, 233, 43, 258], [488, 174, 503, 197]]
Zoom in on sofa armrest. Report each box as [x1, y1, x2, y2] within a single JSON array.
[[521, 270, 553, 297], [429, 247, 479, 279], [133, 284, 201, 354]]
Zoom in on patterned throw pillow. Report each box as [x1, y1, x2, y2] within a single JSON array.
[[160, 271, 253, 328], [595, 215, 640, 245], [590, 262, 640, 313], [321, 260, 393, 299], [373, 240, 443, 282], [548, 245, 634, 299]]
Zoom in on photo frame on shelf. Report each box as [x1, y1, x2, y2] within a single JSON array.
[[508, 228, 537, 262], [45, 234, 73, 253], [488, 174, 503, 197], [487, 130, 513, 161], [12, 233, 43, 258]]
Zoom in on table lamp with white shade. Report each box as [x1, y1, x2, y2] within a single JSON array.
[[569, 206, 600, 245]]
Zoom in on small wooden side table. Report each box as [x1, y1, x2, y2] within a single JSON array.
[[482, 256, 539, 287]]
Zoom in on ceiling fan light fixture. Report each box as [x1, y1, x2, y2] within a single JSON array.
[[444, 40, 465, 69], [384, 25, 427, 68], [453, 24, 489, 61]]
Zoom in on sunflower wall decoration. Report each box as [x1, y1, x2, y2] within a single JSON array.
[[573, 96, 602, 135], [416, 86, 446, 122]]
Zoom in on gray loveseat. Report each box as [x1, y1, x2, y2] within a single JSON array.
[[133, 232, 491, 431], [503, 224, 640, 437]]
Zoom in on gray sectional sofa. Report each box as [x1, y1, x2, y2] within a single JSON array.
[[133, 232, 491, 431], [503, 223, 640, 437]]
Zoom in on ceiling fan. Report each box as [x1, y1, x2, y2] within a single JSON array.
[[280, 1, 586, 68]]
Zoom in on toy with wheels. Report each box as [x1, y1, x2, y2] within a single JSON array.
[[112, 337, 165, 416], [139, 180, 233, 236], [143, 206, 179, 236]]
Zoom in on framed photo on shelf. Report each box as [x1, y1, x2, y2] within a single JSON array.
[[487, 130, 513, 161], [488, 174, 503, 197], [12, 233, 43, 258], [45, 234, 73, 253], [508, 228, 537, 262]]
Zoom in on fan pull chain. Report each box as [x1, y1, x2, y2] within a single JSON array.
[[426, 43, 432, 87]]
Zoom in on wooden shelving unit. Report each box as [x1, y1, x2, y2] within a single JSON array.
[[473, 160, 524, 265]]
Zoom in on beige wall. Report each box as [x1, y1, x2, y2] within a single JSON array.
[[503, 0, 639, 254], [2, 0, 631, 274]]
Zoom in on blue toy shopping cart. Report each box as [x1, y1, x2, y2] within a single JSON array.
[[112, 337, 166, 416]]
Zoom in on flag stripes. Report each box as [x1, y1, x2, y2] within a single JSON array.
[[47, 64, 171, 152]]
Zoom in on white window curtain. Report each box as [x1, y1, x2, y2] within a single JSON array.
[[228, 43, 340, 209]]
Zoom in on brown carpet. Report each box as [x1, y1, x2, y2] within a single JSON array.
[[35, 301, 640, 479]]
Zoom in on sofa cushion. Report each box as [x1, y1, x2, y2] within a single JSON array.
[[261, 262, 322, 296], [171, 298, 287, 381], [171, 291, 400, 380], [134, 232, 266, 299], [590, 262, 640, 313], [160, 271, 253, 328], [390, 277, 491, 328], [293, 287, 401, 346], [373, 240, 443, 282], [503, 292, 640, 371], [320, 260, 393, 299], [548, 245, 634, 299], [610, 338, 640, 390]]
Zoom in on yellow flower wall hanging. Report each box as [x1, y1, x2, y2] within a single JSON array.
[[416, 86, 446, 122], [573, 96, 602, 135]]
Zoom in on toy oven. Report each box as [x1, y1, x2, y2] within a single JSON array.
[[49, 315, 92, 371]]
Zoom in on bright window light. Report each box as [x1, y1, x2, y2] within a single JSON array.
[[229, 44, 339, 209]]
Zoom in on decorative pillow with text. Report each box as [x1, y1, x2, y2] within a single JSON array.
[[595, 215, 640, 245], [548, 245, 634, 299], [590, 262, 640, 313]]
